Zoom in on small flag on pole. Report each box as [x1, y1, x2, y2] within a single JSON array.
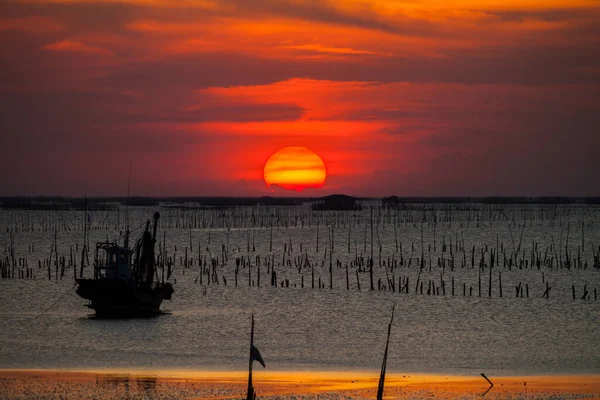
[[251, 344, 266, 368]]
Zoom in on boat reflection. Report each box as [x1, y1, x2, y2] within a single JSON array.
[[96, 374, 157, 393]]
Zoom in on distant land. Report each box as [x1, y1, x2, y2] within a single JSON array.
[[0, 196, 599, 210]]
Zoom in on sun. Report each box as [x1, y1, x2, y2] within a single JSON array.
[[264, 146, 327, 191]]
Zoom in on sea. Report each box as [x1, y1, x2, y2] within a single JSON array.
[[0, 202, 598, 376]]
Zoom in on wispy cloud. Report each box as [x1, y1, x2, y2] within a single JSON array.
[[281, 44, 383, 56], [43, 39, 113, 56]]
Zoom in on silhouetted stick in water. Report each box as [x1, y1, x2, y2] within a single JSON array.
[[481, 372, 494, 387], [377, 304, 395, 400], [481, 373, 494, 397], [246, 314, 266, 400]]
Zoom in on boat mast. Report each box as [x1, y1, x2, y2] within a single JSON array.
[[80, 194, 87, 279], [124, 160, 132, 249], [144, 212, 160, 287]]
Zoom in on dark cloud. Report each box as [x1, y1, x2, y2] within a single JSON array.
[[307, 43, 600, 85], [381, 103, 600, 197], [0, 89, 303, 154], [488, 7, 599, 22], [90, 40, 600, 97], [222, 0, 433, 35], [97, 53, 303, 91], [3, 0, 426, 36], [3, 0, 600, 92], [1, 1, 141, 33]]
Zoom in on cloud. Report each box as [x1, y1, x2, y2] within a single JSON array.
[[281, 44, 381, 56], [0, 16, 63, 34], [1, 0, 599, 195], [43, 39, 113, 56]]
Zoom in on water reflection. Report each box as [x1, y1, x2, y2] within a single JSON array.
[[84, 310, 171, 320], [97, 374, 157, 393]]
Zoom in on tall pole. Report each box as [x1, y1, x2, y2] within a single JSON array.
[[247, 314, 255, 400], [377, 304, 395, 400]]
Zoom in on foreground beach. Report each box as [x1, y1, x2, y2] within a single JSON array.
[[1, 369, 599, 399]]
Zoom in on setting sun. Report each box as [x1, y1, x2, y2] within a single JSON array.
[[263, 146, 326, 191]]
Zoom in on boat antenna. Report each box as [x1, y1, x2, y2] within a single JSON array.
[[124, 160, 132, 248]]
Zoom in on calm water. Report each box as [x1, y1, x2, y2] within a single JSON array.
[[0, 203, 599, 376]]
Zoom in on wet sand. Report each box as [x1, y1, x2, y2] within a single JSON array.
[[1, 369, 599, 399]]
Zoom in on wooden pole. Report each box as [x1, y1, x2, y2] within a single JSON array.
[[247, 314, 255, 400], [376, 304, 395, 400]]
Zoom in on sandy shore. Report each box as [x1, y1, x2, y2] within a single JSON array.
[[1, 369, 599, 399]]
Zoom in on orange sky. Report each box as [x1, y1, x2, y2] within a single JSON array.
[[0, 0, 599, 196]]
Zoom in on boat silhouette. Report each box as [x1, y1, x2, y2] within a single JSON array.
[[76, 211, 173, 317]]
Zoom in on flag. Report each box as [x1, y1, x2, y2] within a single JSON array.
[[251, 344, 265, 368]]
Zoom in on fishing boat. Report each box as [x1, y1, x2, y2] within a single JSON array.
[[76, 211, 174, 317]]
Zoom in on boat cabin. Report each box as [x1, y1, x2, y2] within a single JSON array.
[[95, 242, 134, 280]]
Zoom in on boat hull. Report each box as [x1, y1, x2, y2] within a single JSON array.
[[76, 278, 173, 317]]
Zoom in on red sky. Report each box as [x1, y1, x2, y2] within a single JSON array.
[[1, 0, 599, 197]]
